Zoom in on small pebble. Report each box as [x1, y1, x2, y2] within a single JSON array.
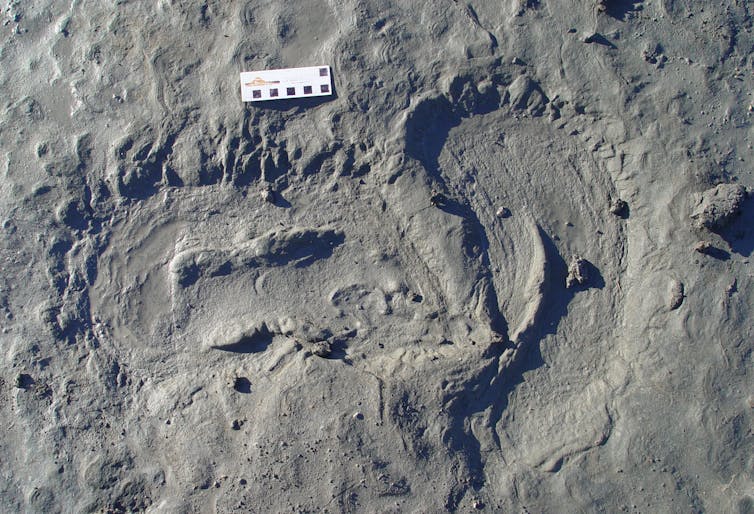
[[609, 198, 628, 217], [693, 241, 713, 254], [495, 206, 511, 218], [261, 187, 275, 203]]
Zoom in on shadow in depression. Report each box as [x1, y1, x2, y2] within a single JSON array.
[[720, 196, 754, 257], [404, 89, 507, 338], [439, 228, 593, 509], [603, 0, 643, 21], [402, 80, 602, 508], [216, 329, 273, 354]]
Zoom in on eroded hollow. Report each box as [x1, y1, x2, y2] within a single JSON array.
[[404, 88, 622, 348], [396, 89, 627, 505], [89, 79, 628, 510]]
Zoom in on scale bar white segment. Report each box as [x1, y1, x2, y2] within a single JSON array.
[[240, 65, 333, 102]]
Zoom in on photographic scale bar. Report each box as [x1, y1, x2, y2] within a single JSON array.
[[240, 65, 333, 102]]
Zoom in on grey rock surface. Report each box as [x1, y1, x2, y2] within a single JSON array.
[[1, 0, 753, 513], [668, 280, 685, 311], [690, 183, 747, 231]]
